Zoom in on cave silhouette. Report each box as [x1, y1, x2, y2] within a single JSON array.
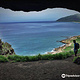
[[0, 0, 80, 12]]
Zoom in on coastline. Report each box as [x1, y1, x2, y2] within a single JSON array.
[[1, 35, 80, 56], [47, 35, 80, 54]]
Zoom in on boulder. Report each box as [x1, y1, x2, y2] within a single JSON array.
[[0, 38, 15, 55]]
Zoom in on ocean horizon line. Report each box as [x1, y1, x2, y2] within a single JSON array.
[[0, 21, 57, 24]]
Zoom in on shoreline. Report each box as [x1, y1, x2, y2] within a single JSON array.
[[47, 35, 80, 54], [1, 35, 80, 56]]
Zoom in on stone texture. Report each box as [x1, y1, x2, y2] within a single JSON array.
[[0, 39, 15, 55]]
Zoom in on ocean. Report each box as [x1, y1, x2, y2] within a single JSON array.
[[0, 22, 80, 56]]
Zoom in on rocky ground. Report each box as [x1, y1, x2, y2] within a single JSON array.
[[0, 53, 80, 80]]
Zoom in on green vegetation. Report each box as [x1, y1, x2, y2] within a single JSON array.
[[6, 51, 74, 62], [76, 37, 80, 42], [73, 56, 78, 62], [8, 55, 29, 62], [0, 49, 76, 62], [63, 46, 73, 52], [0, 55, 9, 62], [73, 56, 80, 64], [57, 14, 80, 22], [63, 36, 80, 52]]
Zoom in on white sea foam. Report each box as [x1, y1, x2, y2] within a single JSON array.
[[49, 44, 66, 53], [51, 48, 55, 52], [60, 44, 66, 47]]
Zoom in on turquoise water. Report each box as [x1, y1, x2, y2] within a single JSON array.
[[0, 22, 80, 56]]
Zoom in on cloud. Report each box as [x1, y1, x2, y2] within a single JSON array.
[[0, 7, 79, 22]]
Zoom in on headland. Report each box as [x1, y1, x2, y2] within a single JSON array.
[[47, 35, 80, 54]]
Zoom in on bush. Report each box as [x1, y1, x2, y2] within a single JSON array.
[[7, 50, 75, 62], [37, 54, 42, 60], [8, 55, 21, 60], [8, 55, 29, 62], [73, 56, 78, 62], [78, 49, 80, 53], [23, 56, 29, 61], [41, 54, 54, 60], [28, 56, 39, 61], [0, 55, 9, 62]]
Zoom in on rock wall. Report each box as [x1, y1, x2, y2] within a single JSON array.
[[0, 39, 15, 55]]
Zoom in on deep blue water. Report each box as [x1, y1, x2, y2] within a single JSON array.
[[0, 22, 80, 56]]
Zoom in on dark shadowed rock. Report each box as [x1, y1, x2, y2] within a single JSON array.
[[10, 48, 14, 53], [6, 50, 9, 55], [74, 57, 80, 65]]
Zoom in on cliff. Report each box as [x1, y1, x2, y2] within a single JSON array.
[[0, 39, 15, 55], [57, 14, 80, 22]]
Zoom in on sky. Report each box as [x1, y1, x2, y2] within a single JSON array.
[[0, 7, 80, 22]]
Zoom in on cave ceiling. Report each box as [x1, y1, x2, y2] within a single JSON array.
[[0, 0, 80, 12]]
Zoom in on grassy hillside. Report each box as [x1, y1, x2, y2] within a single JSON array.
[[57, 14, 80, 22]]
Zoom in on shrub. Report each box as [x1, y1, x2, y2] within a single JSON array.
[[7, 50, 75, 62], [78, 49, 80, 53], [8, 55, 21, 60], [23, 56, 29, 61], [41, 54, 54, 60], [73, 56, 78, 62], [0, 55, 9, 62], [28, 56, 39, 61], [8, 55, 29, 62], [69, 50, 74, 55], [52, 53, 66, 60], [37, 54, 42, 60]]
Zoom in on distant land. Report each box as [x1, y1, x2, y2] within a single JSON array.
[[57, 14, 80, 22]]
